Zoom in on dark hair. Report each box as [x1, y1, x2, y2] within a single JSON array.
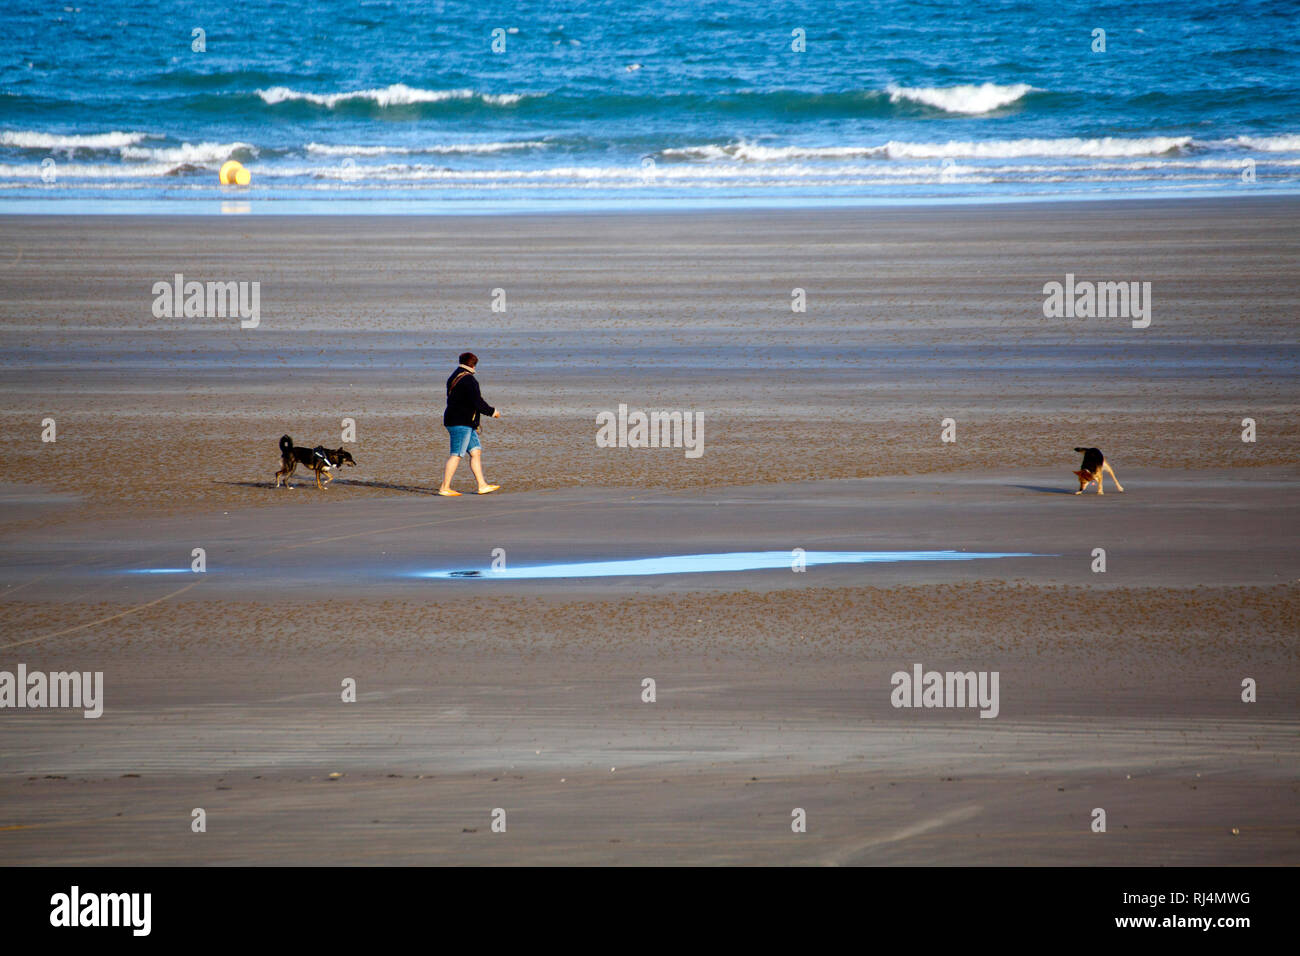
[[458, 352, 478, 368]]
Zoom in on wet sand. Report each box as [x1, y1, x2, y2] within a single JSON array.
[[0, 201, 1296, 864]]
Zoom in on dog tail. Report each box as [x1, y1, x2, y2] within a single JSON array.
[[280, 435, 293, 456]]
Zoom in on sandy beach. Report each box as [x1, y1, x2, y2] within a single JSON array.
[[1, 200, 1296, 865]]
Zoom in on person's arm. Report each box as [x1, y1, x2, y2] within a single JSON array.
[[468, 376, 497, 417]]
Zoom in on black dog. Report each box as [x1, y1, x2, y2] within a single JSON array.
[[1072, 446, 1123, 495], [275, 435, 356, 490]]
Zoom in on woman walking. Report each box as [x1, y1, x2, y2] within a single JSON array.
[[438, 351, 501, 496]]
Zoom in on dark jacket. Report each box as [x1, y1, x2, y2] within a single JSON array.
[[443, 367, 495, 429]]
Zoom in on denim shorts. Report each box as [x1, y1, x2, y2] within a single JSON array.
[[447, 425, 481, 457]]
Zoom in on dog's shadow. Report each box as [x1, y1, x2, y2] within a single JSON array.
[[1012, 484, 1077, 495], [217, 479, 437, 495]]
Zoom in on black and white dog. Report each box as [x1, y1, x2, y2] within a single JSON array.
[[275, 434, 355, 490]]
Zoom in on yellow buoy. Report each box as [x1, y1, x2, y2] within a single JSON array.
[[219, 160, 250, 185]]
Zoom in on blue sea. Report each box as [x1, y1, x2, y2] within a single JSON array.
[[2, 0, 1298, 212]]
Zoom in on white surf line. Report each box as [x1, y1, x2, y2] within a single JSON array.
[[821, 803, 983, 866]]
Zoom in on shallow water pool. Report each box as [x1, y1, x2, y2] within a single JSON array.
[[417, 549, 1041, 580]]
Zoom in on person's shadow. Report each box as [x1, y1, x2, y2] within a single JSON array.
[[334, 479, 438, 495]]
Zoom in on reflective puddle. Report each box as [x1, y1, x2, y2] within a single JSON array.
[[418, 549, 1040, 580]]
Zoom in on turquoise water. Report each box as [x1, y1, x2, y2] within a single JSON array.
[[2, 0, 1297, 210], [419, 550, 1041, 579]]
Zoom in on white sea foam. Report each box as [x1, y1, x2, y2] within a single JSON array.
[[289, 175, 1001, 192], [664, 136, 1197, 162], [256, 84, 525, 108], [0, 130, 154, 150], [8, 128, 1297, 197], [119, 141, 255, 163], [878, 136, 1194, 159], [1224, 134, 1300, 152], [305, 140, 546, 156], [0, 162, 183, 179], [11, 153, 1293, 186], [662, 143, 885, 161], [305, 143, 408, 156], [295, 162, 986, 183], [885, 82, 1036, 114]]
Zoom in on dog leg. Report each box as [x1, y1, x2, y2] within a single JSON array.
[[1105, 462, 1123, 492]]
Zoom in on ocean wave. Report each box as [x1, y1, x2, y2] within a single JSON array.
[[0, 130, 154, 150], [256, 84, 526, 108], [163, 163, 205, 177], [662, 143, 884, 161], [273, 173, 1004, 191], [0, 160, 1013, 183], [0, 162, 187, 179], [305, 141, 547, 156], [664, 136, 1196, 162], [885, 82, 1036, 114], [119, 141, 256, 163], [1224, 134, 1300, 152], [10, 154, 1295, 185], [293, 162, 989, 182], [878, 136, 1194, 159]]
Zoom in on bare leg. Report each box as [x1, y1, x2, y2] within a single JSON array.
[[439, 455, 461, 494], [468, 447, 495, 492]]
